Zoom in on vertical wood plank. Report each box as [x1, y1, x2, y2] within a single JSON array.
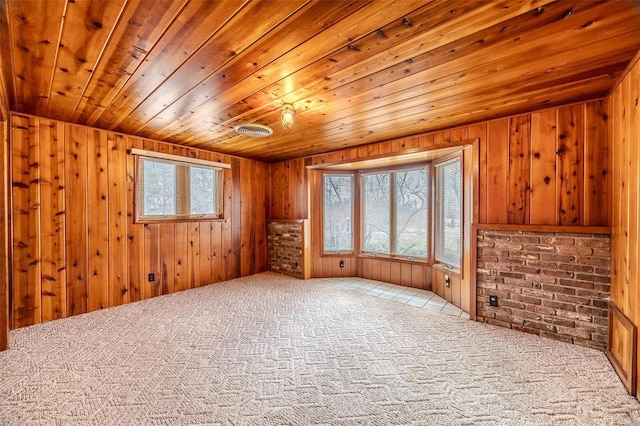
[[174, 222, 189, 292], [507, 116, 531, 224], [411, 264, 425, 289], [486, 120, 509, 223], [188, 222, 200, 288], [11, 115, 41, 327], [126, 137, 143, 302], [143, 224, 160, 298], [468, 123, 486, 224], [65, 124, 88, 317], [211, 221, 223, 282], [87, 129, 109, 312], [39, 119, 66, 322], [584, 100, 610, 227], [199, 221, 213, 286], [107, 134, 128, 306], [530, 110, 557, 225], [0, 119, 8, 348], [231, 158, 241, 278], [159, 223, 175, 294], [389, 262, 401, 285], [556, 104, 585, 225]]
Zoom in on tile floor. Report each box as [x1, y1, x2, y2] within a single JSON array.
[[313, 276, 470, 319]]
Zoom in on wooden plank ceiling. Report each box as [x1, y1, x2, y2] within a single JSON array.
[[1, 0, 639, 162]]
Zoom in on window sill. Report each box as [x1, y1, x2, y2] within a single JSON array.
[[135, 216, 227, 224], [358, 252, 430, 265], [432, 262, 460, 277]]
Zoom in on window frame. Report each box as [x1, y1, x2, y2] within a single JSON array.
[[433, 153, 463, 272], [321, 171, 356, 255], [360, 163, 431, 261], [134, 152, 227, 223]]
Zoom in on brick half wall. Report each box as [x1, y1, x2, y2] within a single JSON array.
[[267, 221, 304, 278], [476, 229, 610, 350]]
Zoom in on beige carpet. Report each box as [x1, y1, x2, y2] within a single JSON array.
[[0, 272, 638, 425]]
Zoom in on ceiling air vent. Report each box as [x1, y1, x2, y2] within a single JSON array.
[[233, 123, 273, 138]]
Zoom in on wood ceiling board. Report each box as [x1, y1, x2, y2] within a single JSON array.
[[90, 0, 252, 129], [139, 0, 427, 141], [145, 0, 544, 143], [71, 0, 190, 124], [2, 0, 639, 162], [152, 0, 639, 152], [116, 0, 312, 135], [46, 0, 128, 121], [5, 0, 65, 116]]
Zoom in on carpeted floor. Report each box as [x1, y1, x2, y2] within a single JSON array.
[[1, 272, 638, 425]]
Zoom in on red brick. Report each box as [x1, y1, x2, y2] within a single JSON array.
[[573, 337, 605, 350], [554, 310, 593, 322], [540, 330, 573, 344], [510, 236, 541, 243], [543, 317, 576, 328], [523, 320, 556, 333], [500, 299, 526, 310], [509, 252, 540, 260], [540, 269, 574, 279], [512, 324, 540, 335], [526, 304, 557, 315], [575, 274, 610, 284], [575, 256, 610, 267], [542, 299, 577, 311], [557, 279, 595, 290], [511, 294, 541, 305], [525, 273, 557, 284], [576, 305, 608, 317], [556, 326, 591, 339], [540, 237, 575, 245], [486, 318, 512, 328], [575, 238, 610, 248], [556, 246, 593, 256], [527, 260, 559, 269], [478, 248, 509, 257], [512, 265, 541, 274], [555, 293, 591, 305], [477, 241, 496, 248], [540, 253, 575, 263], [502, 278, 532, 289], [484, 234, 511, 241], [522, 244, 556, 252], [557, 263, 594, 273], [499, 271, 525, 279]]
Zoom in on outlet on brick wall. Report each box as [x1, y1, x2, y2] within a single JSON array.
[[476, 230, 610, 351]]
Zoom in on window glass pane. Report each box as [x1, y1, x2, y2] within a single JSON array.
[[190, 166, 216, 215], [363, 173, 390, 253], [142, 159, 176, 216], [436, 159, 462, 268], [323, 175, 353, 251], [394, 169, 428, 257]]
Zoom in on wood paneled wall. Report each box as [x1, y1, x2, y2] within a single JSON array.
[[270, 101, 611, 281], [608, 53, 640, 394], [0, 119, 8, 349], [9, 113, 267, 329], [269, 100, 610, 314]]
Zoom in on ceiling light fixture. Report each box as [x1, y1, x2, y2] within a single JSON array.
[[281, 103, 295, 129]]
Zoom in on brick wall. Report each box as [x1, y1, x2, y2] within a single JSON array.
[[267, 221, 304, 278], [476, 229, 610, 350]]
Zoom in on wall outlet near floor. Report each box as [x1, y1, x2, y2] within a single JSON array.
[[489, 295, 499, 307], [339, 260, 344, 268], [444, 274, 451, 288], [148, 273, 155, 282]]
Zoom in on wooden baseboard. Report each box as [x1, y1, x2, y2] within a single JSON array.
[[607, 301, 637, 395]]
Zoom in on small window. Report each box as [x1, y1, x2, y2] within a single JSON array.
[[435, 157, 462, 269], [362, 173, 391, 254], [136, 156, 224, 222], [323, 174, 353, 252]]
